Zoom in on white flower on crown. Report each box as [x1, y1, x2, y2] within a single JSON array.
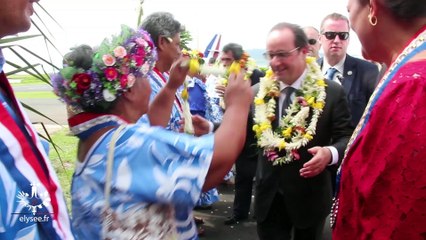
[[103, 89, 116, 102]]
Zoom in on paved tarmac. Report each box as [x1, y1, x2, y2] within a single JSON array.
[[194, 183, 258, 240]]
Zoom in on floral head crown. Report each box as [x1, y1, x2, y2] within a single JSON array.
[[51, 25, 157, 112]]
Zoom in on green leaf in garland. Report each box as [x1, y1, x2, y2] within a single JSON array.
[[60, 67, 78, 80]]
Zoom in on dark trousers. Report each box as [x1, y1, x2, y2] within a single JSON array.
[[257, 193, 325, 240], [232, 156, 257, 219]]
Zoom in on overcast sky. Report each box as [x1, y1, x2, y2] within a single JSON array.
[[6, 0, 362, 71]]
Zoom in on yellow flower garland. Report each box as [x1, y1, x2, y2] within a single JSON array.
[[253, 57, 327, 165], [180, 49, 205, 134]]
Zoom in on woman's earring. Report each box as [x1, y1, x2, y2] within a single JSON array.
[[368, 14, 378, 26], [368, 6, 378, 26]]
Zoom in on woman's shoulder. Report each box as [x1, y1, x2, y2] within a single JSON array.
[[396, 59, 426, 83]]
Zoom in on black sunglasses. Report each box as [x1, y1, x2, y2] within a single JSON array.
[[308, 39, 317, 45], [323, 31, 349, 40]]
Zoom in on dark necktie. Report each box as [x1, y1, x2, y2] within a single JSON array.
[[281, 87, 295, 116], [325, 67, 338, 81]]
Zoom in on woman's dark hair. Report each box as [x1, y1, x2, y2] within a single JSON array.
[[359, 0, 426, 20], [383, 0, 426, 20]]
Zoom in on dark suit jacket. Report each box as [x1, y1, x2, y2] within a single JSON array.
[[319, 54, 379, 127], [249, 69, 265, 86], [253, 79, 353, 228]]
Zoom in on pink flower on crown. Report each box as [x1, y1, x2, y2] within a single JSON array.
[[102, 54, 116, 66], [113, 46, 127, 58], [120, 65, 130, 75], [133, 55, 144, 67], [141, 62, 150, 75], [104, 67, 118, 81], [120, 74, 128, 88], [136, 47, 146, 58], [135, 37, 147, 47], [127, 73, 136, 88]]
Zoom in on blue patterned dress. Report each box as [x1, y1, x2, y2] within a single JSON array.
[[71, 116, 214, 240], [142, 68, 183, 131], [187, 78, 220, 207]]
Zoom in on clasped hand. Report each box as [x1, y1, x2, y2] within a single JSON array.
[[300, 147, 332, 178]]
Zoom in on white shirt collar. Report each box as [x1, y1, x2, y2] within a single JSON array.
[[279, 68, 307, 91], [322, 55, 346, 75]]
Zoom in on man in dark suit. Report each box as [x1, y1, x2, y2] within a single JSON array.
[[318, 13, 379, 199], [220, 43, 265, 225], [318, 13, 379, 128], [254, 22, 353, 240]]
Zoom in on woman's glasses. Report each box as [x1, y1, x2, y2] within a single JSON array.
[[322, 31, 349, 40]]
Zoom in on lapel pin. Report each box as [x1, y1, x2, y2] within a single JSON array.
[[347, 71, 353, 76]]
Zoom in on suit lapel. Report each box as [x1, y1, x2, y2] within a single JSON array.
[[342, 55, 356, 94]]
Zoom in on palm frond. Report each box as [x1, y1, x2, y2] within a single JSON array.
[[4, 47, 51, 84], [33, 121, 66, 171], [20, 102, 60, 125], [137, 0, 145, 27], [0, 35, 41, 44]]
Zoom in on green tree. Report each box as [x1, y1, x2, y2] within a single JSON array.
[[180, 29, 193, 51]]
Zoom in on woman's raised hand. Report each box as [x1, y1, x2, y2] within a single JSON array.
[[167, 57, 190, 90], [223, 71, 253, 110]]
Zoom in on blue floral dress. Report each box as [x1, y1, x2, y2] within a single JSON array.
[[144, 68, 183, 131], [71, 116, 214, 240], [187, 78, 220, 207]]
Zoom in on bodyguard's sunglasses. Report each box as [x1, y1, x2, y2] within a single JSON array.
[[322, 31, 349, 40], [308, 39, 317, 45]]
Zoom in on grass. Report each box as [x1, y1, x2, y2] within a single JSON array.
[[9, 74, 51, 85], [15, 91, 56, 99], [46, 128, 77, 213]]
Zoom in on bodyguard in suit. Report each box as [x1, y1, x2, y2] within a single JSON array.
[[254, 22, 353, 240], [318, 13, 379, 127], [318, 13, 379, 197]]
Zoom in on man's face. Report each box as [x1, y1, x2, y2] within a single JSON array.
[[303, 27, 321, 59], [319, 19, 350, 63], [266, 28, 307, 85], [165, 33, 182, 65], [220, 51, 234, 67], [0, 0, 38, 38]]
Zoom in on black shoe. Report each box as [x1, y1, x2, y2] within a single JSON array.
[[224, 216, 247, 225]]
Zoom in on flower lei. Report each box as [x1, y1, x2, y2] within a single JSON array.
[[217, 52, 256, 108], [51, 25, 157, 111], [252, 57, 327, 165], [180, 49, 205, 134]]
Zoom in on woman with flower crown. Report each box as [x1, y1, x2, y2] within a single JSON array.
[[332, 0, 426, 239], [51, 25, 252, 240]]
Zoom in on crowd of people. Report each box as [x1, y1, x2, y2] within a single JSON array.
[[1, 0, 425, 239]]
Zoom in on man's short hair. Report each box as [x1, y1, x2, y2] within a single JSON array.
[[269, 22, 308, 49], [320, 13, 350, 32], [140, 12, 183, 47], [222, 43, 244, 60]]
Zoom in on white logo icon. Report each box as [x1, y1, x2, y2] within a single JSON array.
[[16, 183, 51, 215]]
